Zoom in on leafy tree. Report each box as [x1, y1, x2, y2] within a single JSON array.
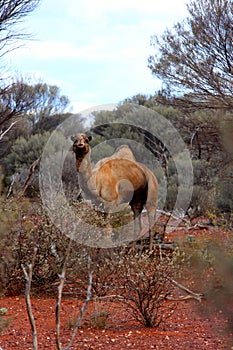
[[148, 0, 233, 111], [0, 80, 70, 127], [27, 82, 70, 126], [33, 113, 73, 133], [0, 0, 40, 58], [0, 0, 40, 141], [0, 79, 70, 158], [4, 130, 70, 196], [0, 78, 40, 131], [216, 178, 233, 213], [5, 132, 51, 175], [122, 93, 156, 108], [92, 103, 171, 167]]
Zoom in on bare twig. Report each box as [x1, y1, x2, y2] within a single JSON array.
[[157, 209, 210, 231], [169, 278, 204, 302], [93, 294, 125, 301], [21, 247, 38, 350], [166, 294, 203, 302], [157, 209, 190, 226], [56, 239, 72, 350], [18, 156, 41, 199], [0, 120, 18, 140], [65, 256, 93, 350], [6, 174, 15, 198]]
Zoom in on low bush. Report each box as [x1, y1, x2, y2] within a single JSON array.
[[179, 234, 233, 338], [0, 197, 70, 295]]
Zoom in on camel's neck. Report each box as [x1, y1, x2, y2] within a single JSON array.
[[76, 152, 92, 181], [75, 152, 96, 199]]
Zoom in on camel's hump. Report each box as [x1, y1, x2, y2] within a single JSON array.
[[112, 145, 136, 161]]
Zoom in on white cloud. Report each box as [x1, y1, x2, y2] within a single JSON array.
[[13, 35, 146, 62], [8, 0, 188, 110], [11, 0, 188, 63], [67, 0, 188, 23]]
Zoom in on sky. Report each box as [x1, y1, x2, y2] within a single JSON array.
[[7, 0, 188, 113]]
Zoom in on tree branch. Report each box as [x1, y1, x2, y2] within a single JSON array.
[[21, 247, 38, 350], [65, 256, 93, 350], [55, 239, 72, 350], [17, 156, 41, 199], [0, 120, 17, 140], [169, 278, 204, 302]]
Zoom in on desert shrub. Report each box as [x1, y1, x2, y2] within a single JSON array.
[[67, 246, 179, 328], [111, 249, 178, 327], [62, 150, 80, 201], [66, 245, 122, 298], [88, 309, 110, 329], [0, 194, 126, 296], [0, 307, 9, 334], [5, 132, 51, 175], [4, 131, 69, 196], [190, 185, 215, 216], [192, 159, 215, 188], [179, 234, 233, 340], [215, 180, 233, 214], [0, 197, 71, 295], [165, 157, 220, 215]]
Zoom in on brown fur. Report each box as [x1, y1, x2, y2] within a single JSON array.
[[71, 134, 158, 248]]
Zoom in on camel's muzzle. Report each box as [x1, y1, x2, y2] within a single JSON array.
[[73, 143, 88, 156]]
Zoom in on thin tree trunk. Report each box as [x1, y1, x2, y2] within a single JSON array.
[[65, 256, 93, 350], [18, 156, 41, 198], [21, 247, 38, 350], [56, 239, 72, 350]]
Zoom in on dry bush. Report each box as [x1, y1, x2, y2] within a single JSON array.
[[69, 246, 179, 328], [110, 249, 177, 327], [179, 234, 233, 340], [0, 197, 71, 295]]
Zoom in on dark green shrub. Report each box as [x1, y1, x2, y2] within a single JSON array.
[[179, 234, 233, 341], [216, 180, 233, 213]]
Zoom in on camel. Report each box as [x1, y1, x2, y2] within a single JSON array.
[[95, 144, 159, 245], [71, 133, 158, 249]]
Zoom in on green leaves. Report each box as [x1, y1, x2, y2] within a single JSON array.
[[148, 0, 233, 110]]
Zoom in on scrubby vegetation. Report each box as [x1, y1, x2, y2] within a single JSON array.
[[0, 1, 232, 348]]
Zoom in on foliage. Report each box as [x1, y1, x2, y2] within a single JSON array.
[[26, 82, 70, 126], [0, 0, 40, 58], [0, 1, 41, 148], [0, 196, 71, 295], [0, 307, 9, 334], [0, 79, 70, 162], [33, 112, 73, 133], [67, 245, 179, 328], [111, 249, 177, 327], [5, 132, 50, 175], [3, 130, 72, 197], [122, 93, 156, 108], [148, 0, 233, 110], [215, 179, 233, 213], [179, 233, 233, 338]]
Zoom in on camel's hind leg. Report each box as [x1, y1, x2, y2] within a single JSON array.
[[130, 201, 144, 239]]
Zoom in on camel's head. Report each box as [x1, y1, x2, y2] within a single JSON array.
[[71, 133, 92, 158]]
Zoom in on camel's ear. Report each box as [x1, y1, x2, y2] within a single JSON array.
[[70, 135, 76, 142], [88, 135, 92, 142]]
